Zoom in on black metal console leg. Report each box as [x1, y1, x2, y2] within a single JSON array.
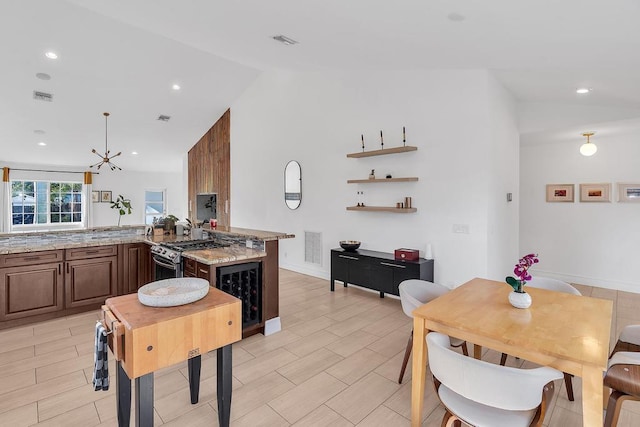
[[379, 291, 384, 298], [188, 355, 201, 404], [116, 361, 131, 427], [217, 345, 232, 427], [331, 277, 335, 291], [135, 372, 154, 427]]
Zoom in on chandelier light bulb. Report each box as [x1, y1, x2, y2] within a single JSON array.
[[580, 132, 597, 156]]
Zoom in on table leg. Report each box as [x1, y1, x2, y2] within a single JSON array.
[[135, 372, 154, 427], [330, 277, 335, 291], [116, 361, 131, 427], [473, 344, 482, 360], [582, 366, 604, 427], [410, 317, 427, 427], [188, 355, 201, 404], [217, 345, 232, 427]]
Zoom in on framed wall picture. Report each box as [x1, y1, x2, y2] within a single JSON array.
[[100, 190, 112, 203], [91, 190, 100, 203], [546, 184, 574, 202], [579, 183, 611, 202], [617, 183, 640, 202]]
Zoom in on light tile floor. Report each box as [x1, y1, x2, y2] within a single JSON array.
[[1, 270, 640, 426]]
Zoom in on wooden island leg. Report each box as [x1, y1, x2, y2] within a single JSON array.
[[116, 361, 131, 427], [217, 345, 233, 427], [188, 355, 201, 404], [135, 373, 154, 427]]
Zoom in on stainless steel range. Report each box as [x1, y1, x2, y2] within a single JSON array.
[[151, 239, 231, 280]]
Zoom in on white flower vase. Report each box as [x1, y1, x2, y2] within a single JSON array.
[[508, 291, 532, 309]]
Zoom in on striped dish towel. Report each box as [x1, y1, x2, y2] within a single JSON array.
[[93, 321, 110, 391]]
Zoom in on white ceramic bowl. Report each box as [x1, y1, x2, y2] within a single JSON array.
[[138, 278, 209, 307]]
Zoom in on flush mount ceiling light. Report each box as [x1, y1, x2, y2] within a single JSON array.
[[272, 35, 298, 45], [90, 112, 122, 170], [38, 142, 46, 146], [172, 84, 181, 90], [580, 132, 597, 156], [576, 88, 591, 94], [45, 51, 58, 59]]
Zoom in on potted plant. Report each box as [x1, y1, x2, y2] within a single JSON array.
[[110, 194, 132, 226], [505, 253, 539, 309], [163, 214, 179, 233]]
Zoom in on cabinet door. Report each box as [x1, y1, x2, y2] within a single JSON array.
[[65, 256, 117, 308], [183, 258, 197, 278], [0, 262, 63, 320], [331, 251, 355, 283], [121, 243, 150, 294]]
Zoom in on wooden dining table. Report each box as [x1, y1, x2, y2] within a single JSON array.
[[410, 277, 613, 427]]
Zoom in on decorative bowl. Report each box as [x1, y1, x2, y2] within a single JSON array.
[[138, 278, 209, 307], [340, 240, 361, 251]]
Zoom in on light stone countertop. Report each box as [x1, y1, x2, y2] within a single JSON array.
[[0, 226, 286, 265]]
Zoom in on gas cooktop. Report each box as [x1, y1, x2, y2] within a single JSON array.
[[162, 239, 231, 252]]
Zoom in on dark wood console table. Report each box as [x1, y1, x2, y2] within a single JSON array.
[[330, 248, 434, 297], [102, 288, 241, 427]]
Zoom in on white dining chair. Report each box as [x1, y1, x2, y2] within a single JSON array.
[[397, 279, 468, 384], [604, 324, 640, 427], [428, 331, 563, 427], [499, 276, 580, 401]]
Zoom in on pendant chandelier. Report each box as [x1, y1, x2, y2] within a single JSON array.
[[580, 132, 597, 157], [90, 112, 122, 170]]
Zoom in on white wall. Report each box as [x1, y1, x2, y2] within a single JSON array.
[[230, 69, 519, 288], [486, 74, 520, 279], [1, 161, 185, 228], [520, 131, 640, 292]]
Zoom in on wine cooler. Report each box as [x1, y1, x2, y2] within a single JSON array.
[[216, 262, 262, 329]]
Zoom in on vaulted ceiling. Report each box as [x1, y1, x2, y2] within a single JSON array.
[[2, 1, 639, 171]]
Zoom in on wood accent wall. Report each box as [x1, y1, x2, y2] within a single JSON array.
[[188, 109, 231, 228]]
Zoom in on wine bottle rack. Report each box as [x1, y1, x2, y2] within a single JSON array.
[[216, 262, 262, 329]]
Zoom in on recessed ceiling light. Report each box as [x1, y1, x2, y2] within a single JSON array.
[[38, 142, 46, 146], [45, 51, 58, 59], [36, 72, 51, 80], [447, 12, 466, 22], [131, 151, 138, 155], [272, 35, 298, 45], [576, 88, 591, 94], [172, 84, 181, 91]]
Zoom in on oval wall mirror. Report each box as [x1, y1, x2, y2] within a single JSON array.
[[284, 160, 302, 210]]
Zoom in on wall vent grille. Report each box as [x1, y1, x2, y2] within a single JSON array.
[[157, 115, 171, 122], [304, 231, 322, 265]]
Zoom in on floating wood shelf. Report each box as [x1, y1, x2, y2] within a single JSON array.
[[346, 206, 417, 213], [347, 177, 418, 184], [346, 146, 418, 158]]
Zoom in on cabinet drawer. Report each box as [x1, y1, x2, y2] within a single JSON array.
[[66, 245, 117, 260], [0, 250, 64, 268]]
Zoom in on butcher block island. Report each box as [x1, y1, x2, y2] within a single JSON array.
[[0, 225, 294, 335]]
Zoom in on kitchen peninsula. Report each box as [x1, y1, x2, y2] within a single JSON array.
[[0, 226, 293, 336]]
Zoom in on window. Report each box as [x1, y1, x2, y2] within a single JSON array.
[[145, 190, 166, 225], [11, 180, 83, 226]]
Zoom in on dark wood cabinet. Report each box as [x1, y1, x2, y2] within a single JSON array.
[[0, 262, 63, 321], [330, 248, 433, 297], [120, 243, 150, 294], [183, 258, 210, 280], [65, 246, 118, 308]]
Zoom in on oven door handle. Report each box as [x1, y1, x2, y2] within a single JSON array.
[[152, 255, 179, 270]]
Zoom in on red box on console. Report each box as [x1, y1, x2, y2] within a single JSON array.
[[394, 248, 419, 261]]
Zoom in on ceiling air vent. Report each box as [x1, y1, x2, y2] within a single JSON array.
[[272, 35, 298, 45], [157, 115, 171, 122], [33, 91, 53, 102]]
